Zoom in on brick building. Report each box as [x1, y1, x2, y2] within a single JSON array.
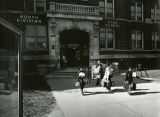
[[0, 0, 160, 76]]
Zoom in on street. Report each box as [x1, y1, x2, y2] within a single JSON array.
[[47, 71, 160, 117]]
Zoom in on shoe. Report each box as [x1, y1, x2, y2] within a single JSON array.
[[108, 89, 112, 92], [81, 92, 84, 95]]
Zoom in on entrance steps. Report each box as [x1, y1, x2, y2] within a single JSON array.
[[45, 67, 79, 79], [45, 67, 91, 79]]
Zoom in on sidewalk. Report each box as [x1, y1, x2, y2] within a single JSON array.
[[0, 91, 18, 117], [50, 82, 160, 117], [136, 69, 160, 81]]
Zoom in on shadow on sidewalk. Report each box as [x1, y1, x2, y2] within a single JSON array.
[[83, 91, 113, 96], [130, 91, 160, 96], [0, 90, 13, 95], [135, 89, 149, 91], [111, 88, 125, 93]]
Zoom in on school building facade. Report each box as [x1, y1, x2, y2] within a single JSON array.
[[0, 0, 160, 76]]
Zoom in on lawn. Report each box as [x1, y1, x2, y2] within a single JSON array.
[[23, 90, 56, 117]]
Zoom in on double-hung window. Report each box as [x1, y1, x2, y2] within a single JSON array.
[[152, 32, 160, 49], [25, 25, 47, 50], [99, 1, 105, 16], [131, 31, 143, 50], [99, 27, 115, 49], [25, 0, 46, 12], [130, 0, 143, 21], [151, 5, 160, 23], [105, 0, 115, 18], [35, 0, 46, 12], [99, 28, 106, 48]]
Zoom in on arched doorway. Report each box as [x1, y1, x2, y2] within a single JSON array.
[[60, 29, 89, 67]]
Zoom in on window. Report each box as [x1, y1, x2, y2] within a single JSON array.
[[105, 0, 114, 18], [99, 1, 105, 16], [99, 28, 106, 48], [25, 25, 47, 50], [25, 0, 46, 12], [151, 5, 160, 23], [25, 0, 34, 12], [131, 31, 143, 50], [152, 32, 160, 49], [130, 1, 143, 21], [99, 27, 115, 49], [107, 28, 114, 48], [35, 0, 46, 12]]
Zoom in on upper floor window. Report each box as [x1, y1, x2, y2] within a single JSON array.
[[106, 0, 115, 18], [35, 0, 46, 12], [25, 25, 47, 50], [152, 32, 160, 49], [131, 31, 143, 50], [99, 1, 105, 16], [99, 0, 114, 18], [151, 5, 160, 23], [24, 0, 46, 12], [25, 0, 34, 12], [99, 28, 106, 48], [99, 27, 115, 49], [130, 0, 143, 21]]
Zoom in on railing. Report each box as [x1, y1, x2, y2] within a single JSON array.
[[50, 2, 99, 15]]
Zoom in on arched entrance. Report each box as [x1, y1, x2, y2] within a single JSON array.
[[60, 29, 89, 67]]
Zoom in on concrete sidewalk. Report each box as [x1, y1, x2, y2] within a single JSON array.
[[51, 82, 160, 117], [0, 91, 18, 117]]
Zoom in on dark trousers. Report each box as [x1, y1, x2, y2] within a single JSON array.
[[96, 78, 101, 86], [79, 77, 86, 93]]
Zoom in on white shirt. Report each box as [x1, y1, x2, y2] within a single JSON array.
[[104, 66, 113, 80]]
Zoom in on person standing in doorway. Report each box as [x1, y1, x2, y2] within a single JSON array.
[[62, 55, 67, 67]]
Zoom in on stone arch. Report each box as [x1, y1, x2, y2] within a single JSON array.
[[59, 28, 90, 67], [49, 18, 98, 68]]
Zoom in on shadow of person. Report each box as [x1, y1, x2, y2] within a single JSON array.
[[135, 89, 149, 91], [83, 91, 113, 96], [130, 91, 160, 96], [111, 89, 125, 93]]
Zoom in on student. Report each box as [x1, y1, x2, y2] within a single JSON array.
[[93, 61, 103, 86], [125, 67, 133, 94], [77, 67, 88, 95], [103, 64, 113, 91]]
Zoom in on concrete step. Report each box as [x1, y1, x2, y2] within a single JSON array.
[[45, 67, 91, 79], [49, 72, 77, 75], [45, 74, 77, 79]]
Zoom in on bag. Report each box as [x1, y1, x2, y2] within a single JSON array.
[[79, 72, 85, 77], [84, 78, 89, 84], [132, 83, 136, 90], [93, 67, 100, 75], [101, 79, 110, 87], [75, 82, 80, 87]]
